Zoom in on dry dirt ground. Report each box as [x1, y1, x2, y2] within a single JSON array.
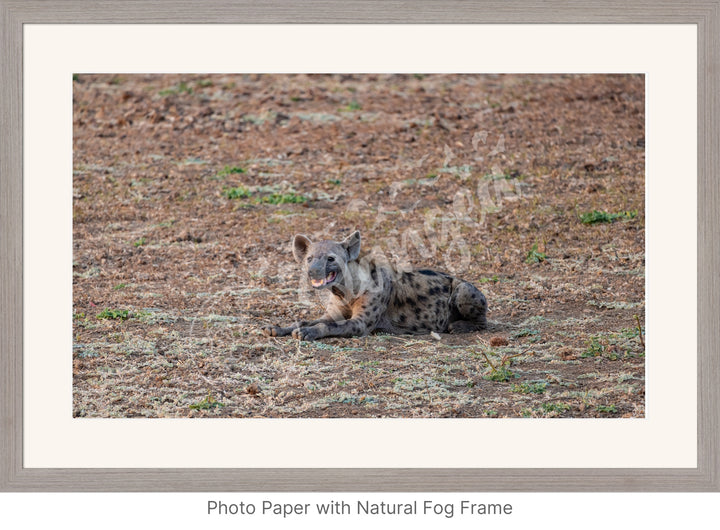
[[73, 74, 645, 418]]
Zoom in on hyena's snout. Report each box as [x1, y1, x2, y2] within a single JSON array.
[[307, 260, 339, 289]]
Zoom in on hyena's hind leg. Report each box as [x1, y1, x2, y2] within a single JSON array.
[[447, 280, 487, 333]]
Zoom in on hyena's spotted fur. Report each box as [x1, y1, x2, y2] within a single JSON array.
[[262, 231, 487, 341]]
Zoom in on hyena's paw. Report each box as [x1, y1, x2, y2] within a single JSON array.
[[262, 326, 281, 337], [291, 326, 320, 341]]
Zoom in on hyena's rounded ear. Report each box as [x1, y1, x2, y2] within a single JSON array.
[[341, 230, 361, 261], [292, 234, 312, 263]]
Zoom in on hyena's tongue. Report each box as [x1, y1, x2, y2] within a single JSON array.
[[311, 271, 337, 287]]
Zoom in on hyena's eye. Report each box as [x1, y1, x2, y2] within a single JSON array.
[[307, 256, 313, 263]]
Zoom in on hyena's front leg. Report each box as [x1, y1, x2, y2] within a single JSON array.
[[292, 293, 384, 340], [262, 316, 336, 338], [291, 317, 368, 341]]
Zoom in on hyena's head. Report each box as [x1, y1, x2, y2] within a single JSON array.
[[292, 231, 361, 290]]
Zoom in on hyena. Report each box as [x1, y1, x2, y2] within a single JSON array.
[[262, 231, 487, 341]]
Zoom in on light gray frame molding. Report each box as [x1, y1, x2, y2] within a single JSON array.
[[1, 0, 718, 492]]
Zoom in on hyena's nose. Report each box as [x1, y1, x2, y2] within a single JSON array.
[[308, 262, 325, 279]]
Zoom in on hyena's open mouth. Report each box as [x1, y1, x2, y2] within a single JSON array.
[[311, 270, 337, 288]]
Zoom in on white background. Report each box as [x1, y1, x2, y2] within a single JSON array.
[[23, 24, 697, 469], [13, 21, 710, 530]]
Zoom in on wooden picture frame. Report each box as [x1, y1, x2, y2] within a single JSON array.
[[1, 0, 718, 491]]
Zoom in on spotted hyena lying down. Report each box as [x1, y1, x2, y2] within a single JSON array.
[[262, 231, 487, 341]]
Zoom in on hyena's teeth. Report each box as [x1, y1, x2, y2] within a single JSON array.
[[311, 271, 337, 288]]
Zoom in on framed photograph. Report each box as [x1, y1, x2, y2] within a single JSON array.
[[1, 1, 718, 491]]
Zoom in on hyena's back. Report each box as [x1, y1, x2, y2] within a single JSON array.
[[377, 268, 487, 335]]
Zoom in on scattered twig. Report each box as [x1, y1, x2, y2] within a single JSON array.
[[634, 314, 645, 349], [478, 349, 498, 372], [500, 348, 532, 366]]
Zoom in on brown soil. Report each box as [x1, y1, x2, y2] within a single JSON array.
[[73, 73, 645, 418]]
